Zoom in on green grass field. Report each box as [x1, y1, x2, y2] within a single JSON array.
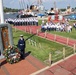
[[49, 28, 76, 39], [13, 29, 73, 64]]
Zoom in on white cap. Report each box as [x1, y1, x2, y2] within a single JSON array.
[[20, 35, 23, 37]]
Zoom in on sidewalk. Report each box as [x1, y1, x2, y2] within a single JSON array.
[[36, 54, 76, 75], [0, 52, 46, 75]]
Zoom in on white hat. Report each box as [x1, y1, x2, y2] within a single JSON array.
[[20, 35, 23, 37]]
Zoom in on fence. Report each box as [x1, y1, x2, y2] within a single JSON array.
[[27, 38, 43, 50], [49, 44, 76, 65], [24, 27, 76, 47], [27, 37, 76, 66]]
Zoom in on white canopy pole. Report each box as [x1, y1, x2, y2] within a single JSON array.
[[0, 0, 4, 23]]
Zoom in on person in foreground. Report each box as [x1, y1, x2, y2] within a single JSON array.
[[18, 35, 26, 59]]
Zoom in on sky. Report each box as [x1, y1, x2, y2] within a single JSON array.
[[3, 0, 76, 10]]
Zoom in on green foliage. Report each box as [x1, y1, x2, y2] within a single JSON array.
[[4, 7, 19, 12], [60, 8, 66, 11], [3, 45, 21, 64]]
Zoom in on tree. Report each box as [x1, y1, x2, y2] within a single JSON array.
[[4, 7, 19, 12]]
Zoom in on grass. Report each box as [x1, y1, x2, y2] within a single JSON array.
[[13, 28, 73, 64], [38, 20, 42, 25], [49, 28, 76, 39], [69, 20, 76, 25]]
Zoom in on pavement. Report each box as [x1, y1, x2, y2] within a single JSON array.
[[36, 54, 76, 75], [0, 53, 46, 75]]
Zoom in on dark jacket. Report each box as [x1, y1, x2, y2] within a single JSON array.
[[18, 38, 25, 50], [0, 51, 1, 55]]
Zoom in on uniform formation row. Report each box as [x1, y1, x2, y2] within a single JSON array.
[[5, 17, 38, 26]]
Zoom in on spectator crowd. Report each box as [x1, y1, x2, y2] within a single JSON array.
[[41, 19, 73, 33]]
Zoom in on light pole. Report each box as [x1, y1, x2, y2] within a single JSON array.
[[0, 0, 4, 23]]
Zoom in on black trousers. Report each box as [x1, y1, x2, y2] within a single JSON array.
[[20, 49, 25, 59]]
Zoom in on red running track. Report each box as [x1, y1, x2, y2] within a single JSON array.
[[14, 26, 76, 47]]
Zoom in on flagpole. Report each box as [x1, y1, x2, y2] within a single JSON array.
[[0, 0, 4, 23]]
